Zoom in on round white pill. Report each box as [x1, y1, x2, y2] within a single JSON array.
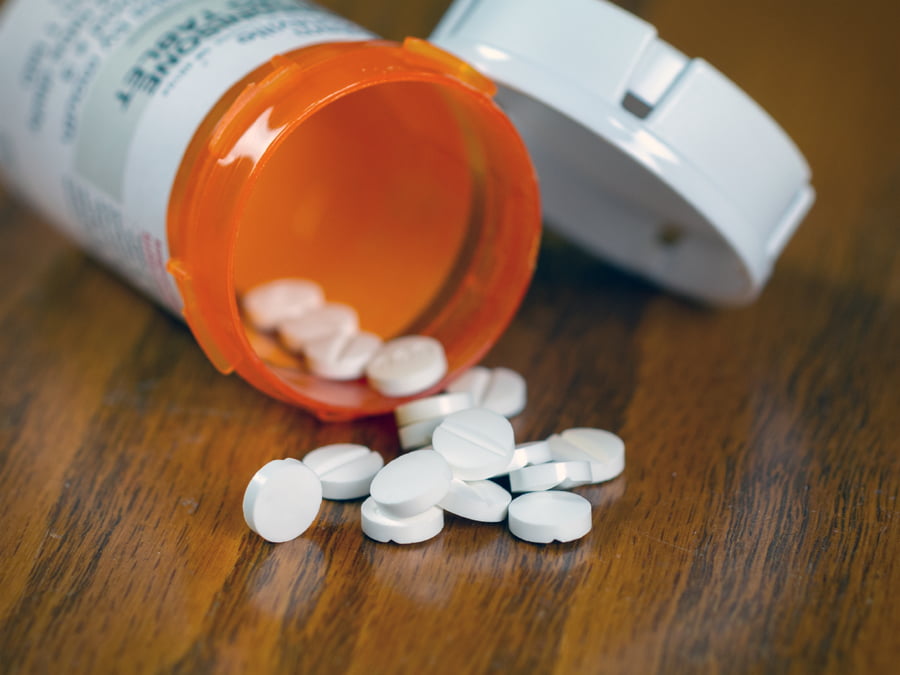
[[549, 428, 625, 483], [318, 452, 384, 500], [365, 335, 448, 397], [302, 443, 371, 475], [241, 278, 324, 332], [557, 463, 597, 489], [481, 368, 527, 418], [447, 366, 527, 418], [519, 439, 553, 465], [360, 498, 444, 544], [242, 459, 322, 543], [507, 491, 593, 544], [305, 330, 383, 381], [446, 366, 491, 403], [394, 392, 474, 427], [493, 440, 554, 477], [508, 461, 593, 493], [278, 303, 359, 353], [302, 444, 384, 500], [432, 408, 515, 481], [369, 450, 453, 518], [397, 417, 444, 451], [438, 479, 511, 522], [497, 447, 529, 475]]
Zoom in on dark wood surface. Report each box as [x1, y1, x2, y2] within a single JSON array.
[[1, 0, 898, 672]]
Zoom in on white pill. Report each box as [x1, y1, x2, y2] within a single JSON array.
[[365, 335, 448, 397], [447, 366, 527, 418], [305, 330, 383, 381], [302, 444, 384, 500], [360, 497, 444, 544], [432, 408, 515, 481], [438, 479, 511, 523], [394, 391, 473, 427], [278, 303, 359, 353], [446, 366, 491, 402], [508, 461, 594, 493], [497, 447, 529, 475], [507, 491, 593, 544], [481, 368, 527, 417], [548, 428, 625, 483], [369, 449, 453, 518], [302, 443, 370, 474], [318, 452, 384, 500], [493, 440, 554, 477], [241, 278, 324, 332], [519, 439, 553, 465], [242, 459, 322, 543], [398, 417, 444, 451]]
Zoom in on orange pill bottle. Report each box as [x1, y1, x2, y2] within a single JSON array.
[[0, 0, 541, 420]]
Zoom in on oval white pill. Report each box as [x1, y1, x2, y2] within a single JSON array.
[[278, 303, 359, 353], [365, 335, 448, 397], [242, 459, 322, 543], [302, 444, 384, 500], [394, 392, 474, 427], [438, 479, 511, 522], [241, 278, 324, 332], [369, 449, 453, 518], [508, 461, 593, 493], [398, 417, 444, 451], [549, 428, 625, 483], [507, 491, 592, 544], [305, 331, 383, 381], [360, 498, 444, 544], [432, 408, 515, 481]]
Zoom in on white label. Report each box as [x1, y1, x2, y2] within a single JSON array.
[[0, 0, 373, 312]]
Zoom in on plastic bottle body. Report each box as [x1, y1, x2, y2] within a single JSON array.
[[0, 0, 541, 420]]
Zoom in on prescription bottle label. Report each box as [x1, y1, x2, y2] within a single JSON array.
[[0, 0, 373, 311]]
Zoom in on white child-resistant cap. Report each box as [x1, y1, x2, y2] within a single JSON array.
[[432, 0, 815, 305]]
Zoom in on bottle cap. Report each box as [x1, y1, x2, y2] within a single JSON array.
[[432, 0, 815, 305]]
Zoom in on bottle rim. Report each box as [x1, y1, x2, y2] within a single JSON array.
[[167, 40, 541, 420]]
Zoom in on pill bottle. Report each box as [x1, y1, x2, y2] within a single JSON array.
[[0, 0, 541, 420]]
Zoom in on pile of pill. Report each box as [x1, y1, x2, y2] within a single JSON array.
[[240, 278, 447, 396], [243, 368, 625, 545], [239, 278, 624, 545]]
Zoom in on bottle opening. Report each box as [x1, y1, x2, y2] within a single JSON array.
[[234, 82, 476, 340], [170, 42, 540, 420]]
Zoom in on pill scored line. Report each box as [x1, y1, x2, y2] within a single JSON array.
[[306, 447, 371, 477], [439, 419, 509, 457]]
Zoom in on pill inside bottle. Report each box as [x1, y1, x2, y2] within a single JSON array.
[[166, 40, 541, 420]]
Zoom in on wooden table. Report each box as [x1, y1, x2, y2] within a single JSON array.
[[1, 1, 897, 672]]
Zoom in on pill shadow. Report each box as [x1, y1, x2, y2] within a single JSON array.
[[527, 230, 662, 308]]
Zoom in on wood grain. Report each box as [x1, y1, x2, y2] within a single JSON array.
[[1, 0, 898, 673]]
